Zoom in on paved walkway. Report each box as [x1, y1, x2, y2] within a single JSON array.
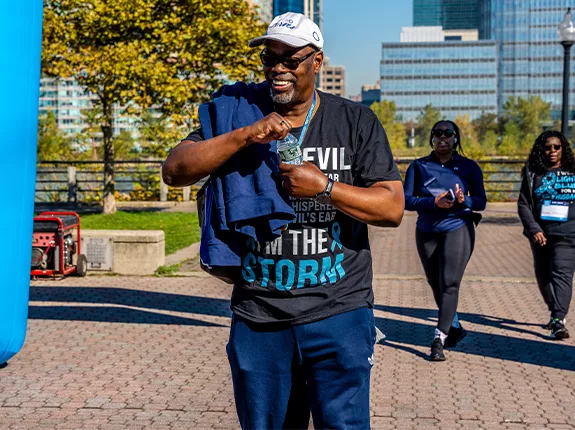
[[2, 207, 575, 429]]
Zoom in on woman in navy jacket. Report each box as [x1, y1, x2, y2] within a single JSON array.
[[404, 120, 487, 361], [518, 131, 575, 340]]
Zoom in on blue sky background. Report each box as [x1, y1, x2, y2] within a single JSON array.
[[322, 1, 413, 97]]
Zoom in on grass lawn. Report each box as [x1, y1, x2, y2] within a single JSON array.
[[80, 211, 200, 255]]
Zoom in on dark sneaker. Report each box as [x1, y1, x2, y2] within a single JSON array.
[[546, 317, 565, 330], [430, 338, 446, 361], [551, 319, 570, 340], [444, 325, 467, 349]]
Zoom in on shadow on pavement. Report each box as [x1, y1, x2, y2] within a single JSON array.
[[29, 286, 231, 326], [377, 305, 546, 339], [29, 305, 223, 326], [375, 305, 575, 371], [480, 216, 521, 225]]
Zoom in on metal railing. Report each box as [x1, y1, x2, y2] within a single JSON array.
[[35, 158, 526, 203]]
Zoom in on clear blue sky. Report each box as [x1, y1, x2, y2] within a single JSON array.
[[322, 1, 413, 97]]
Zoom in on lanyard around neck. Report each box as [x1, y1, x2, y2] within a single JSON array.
[[296, 90, 317, 146]]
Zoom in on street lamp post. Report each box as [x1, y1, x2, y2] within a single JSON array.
[[558, 8, 575, 136]]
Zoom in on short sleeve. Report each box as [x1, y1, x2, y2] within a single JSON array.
[[353, 118, 402, 187], [183, 127, 204, 142]]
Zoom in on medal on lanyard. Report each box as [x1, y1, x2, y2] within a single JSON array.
[[277, 91, 317, 165]]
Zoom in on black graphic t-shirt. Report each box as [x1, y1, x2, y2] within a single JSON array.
[[533, 169, 575, 236], [186, 91, 401, 325]]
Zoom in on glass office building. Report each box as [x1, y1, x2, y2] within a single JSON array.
[[249, 0, 273, 23], [380, 41, 498, 121], [39, 78, 139, 137], [273, 0, 322, 29], [485, 0, 575, 119], [414, 0, 480, 30]]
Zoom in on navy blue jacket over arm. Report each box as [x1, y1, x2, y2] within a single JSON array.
[[198, 81, 296, 268]]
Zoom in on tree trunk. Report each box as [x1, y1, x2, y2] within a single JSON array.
[[91, 137, 98, 161], [102, 104, 116, 214]]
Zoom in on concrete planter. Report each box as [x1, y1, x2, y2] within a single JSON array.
[[81, 230, 165, 275]]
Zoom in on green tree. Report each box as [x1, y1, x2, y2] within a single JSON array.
[[370, 100, 407, 151], [471, 111, 498, 143], [500, 96, 551, 154], [498, 122, 522, 156], [37, 111, 73, 161], [481, 130, 499, 155], [76, 107, 102, 161], [454, 114, 482, 157], [415, 104, 442, 147], [42, 0, 265, 213], [138, 111, 185, 159]]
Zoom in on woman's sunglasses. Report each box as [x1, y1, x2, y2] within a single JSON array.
[[260, 50, 316, 70], [431, 129, 455, 138], [545, 144, 561, 151]]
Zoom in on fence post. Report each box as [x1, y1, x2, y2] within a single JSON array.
[[159, 166, 168, 202], [183, 186, 191, 201], [67, 166, 77, 203]]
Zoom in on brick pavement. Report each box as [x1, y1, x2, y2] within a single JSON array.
[[1, 215, 575, 429], [370, 213, 533, 279]]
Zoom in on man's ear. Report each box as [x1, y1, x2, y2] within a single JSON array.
[[313, 51, 324, 73]]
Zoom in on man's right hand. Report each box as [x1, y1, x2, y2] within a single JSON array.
[[533, 232, 547, 246], [245, 113, 292, 145], [435, 191, 454, 209]]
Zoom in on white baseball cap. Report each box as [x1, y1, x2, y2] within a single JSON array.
[[248, 12, 324, 50]]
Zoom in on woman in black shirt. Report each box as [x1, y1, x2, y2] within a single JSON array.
[[518, 131, 575, 340]]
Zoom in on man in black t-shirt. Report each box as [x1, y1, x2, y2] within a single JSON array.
[[163, 12, 404, 430]]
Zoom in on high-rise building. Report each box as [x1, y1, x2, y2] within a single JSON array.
[[485, 0, 575, 119], [361, 82, 381, 107], [385, 1, 575, 122], [248, 0, 273, 23], [273, 0, 323, 29], [39, 78, 139, 138], [400, 26, 479, 42], [380, 40, 498, 121], [414, 0, 480, 31], [319, 57, 345, 98]]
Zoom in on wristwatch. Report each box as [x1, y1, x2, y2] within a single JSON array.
[[315, 178, 334, 205]]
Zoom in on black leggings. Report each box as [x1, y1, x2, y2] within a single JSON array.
[[530, 236, 575, 321], [416, 223, 475, 335]]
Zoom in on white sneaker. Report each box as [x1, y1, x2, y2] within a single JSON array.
[[375, 326, 386, 344]]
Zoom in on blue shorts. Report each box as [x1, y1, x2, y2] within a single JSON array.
[[227, 307, 376, 429]]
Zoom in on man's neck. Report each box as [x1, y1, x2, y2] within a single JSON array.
[[274, 91, 318, 127]]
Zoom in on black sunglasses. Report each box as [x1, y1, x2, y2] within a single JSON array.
[[545, 144, 561, 151], [432, 129, 455, 138], [260, 50, 317, 69]]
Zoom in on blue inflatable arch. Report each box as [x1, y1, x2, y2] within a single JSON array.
[[0, 1, 44, 365]]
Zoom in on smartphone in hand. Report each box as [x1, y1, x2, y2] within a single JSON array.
[[447, 188, 456, 202]]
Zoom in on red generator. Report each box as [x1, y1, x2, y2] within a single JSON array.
[[31, 211, 87, 277]]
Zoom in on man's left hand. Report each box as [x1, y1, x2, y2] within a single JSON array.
[[279, 162, 328, 198]]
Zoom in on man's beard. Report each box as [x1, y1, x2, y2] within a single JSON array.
[[272, 87, 295, 104]]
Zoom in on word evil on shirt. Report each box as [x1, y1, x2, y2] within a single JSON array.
[[302, 147, 351, 182]]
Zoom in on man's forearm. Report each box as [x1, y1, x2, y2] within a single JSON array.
[[162, 128, 251, 187], [330, 181, 404, 227]]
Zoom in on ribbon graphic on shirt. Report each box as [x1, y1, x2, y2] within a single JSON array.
[[535, 173, 558, 198], [330, 222, 343, 252]]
